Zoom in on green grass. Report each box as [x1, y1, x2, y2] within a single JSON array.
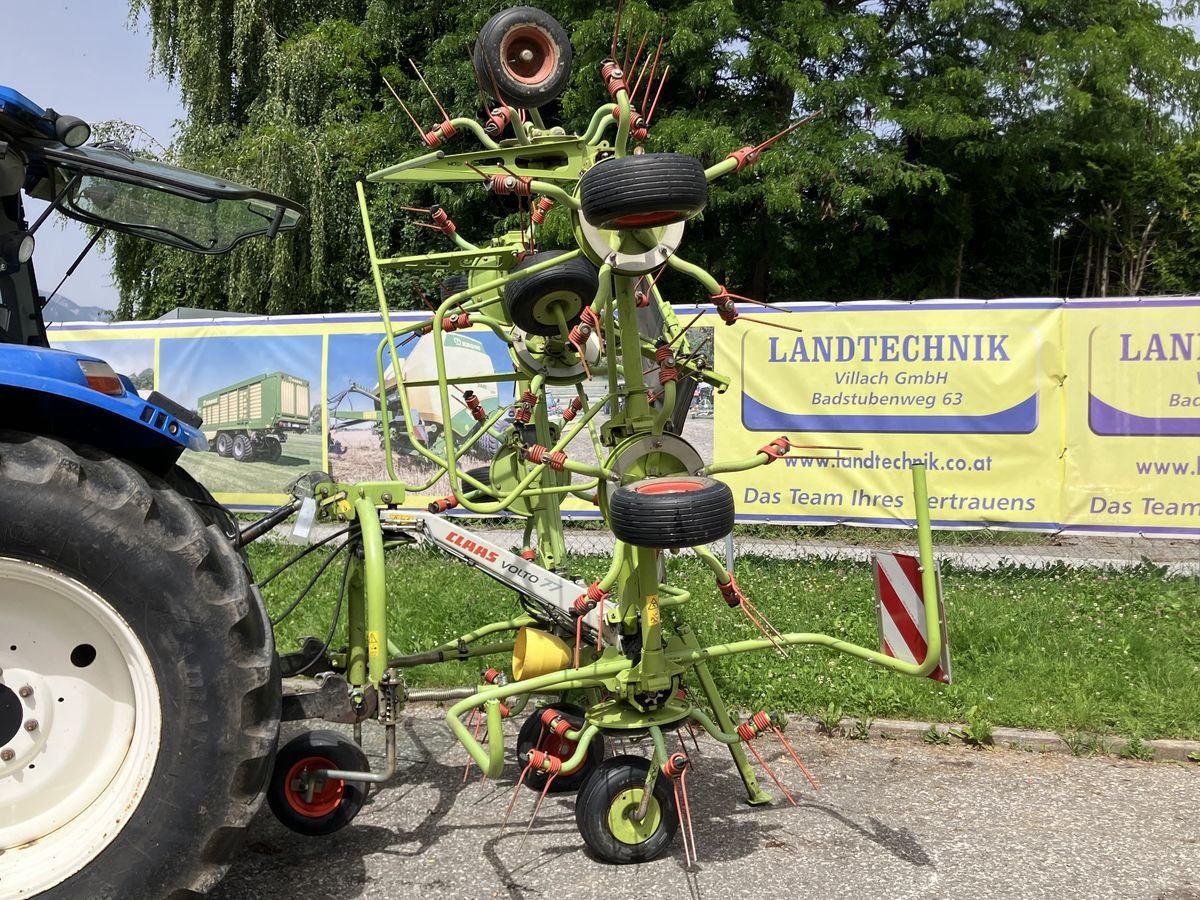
[[249, 542, 1200, 740]]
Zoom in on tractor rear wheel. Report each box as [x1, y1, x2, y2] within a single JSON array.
[[0, 432, 280, 899]]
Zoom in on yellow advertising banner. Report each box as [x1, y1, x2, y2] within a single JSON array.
[[716, 300, 1065, 529], [1062, 298, 1200, 535], [47, 298, 1200, 536]]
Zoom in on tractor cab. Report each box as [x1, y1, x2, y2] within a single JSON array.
[[0, 85, 303, 346]]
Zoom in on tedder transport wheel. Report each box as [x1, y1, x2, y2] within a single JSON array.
[[215, 431, 233, 457], [580, 153, 708, 230], [232, 433, 254, 461], [608, 475, 735, 549], [267, 730, 370, 836], [576, 755, 679, 864], [516, 703, 606, 794], [503, 250, 597, 337], [0, 432, 280, 899], [474, 6, 573, 109]]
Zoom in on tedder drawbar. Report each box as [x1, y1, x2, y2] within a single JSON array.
[[259, 5, 953, 867]]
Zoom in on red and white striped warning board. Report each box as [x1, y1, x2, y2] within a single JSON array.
[[872, 552, 952, 683]]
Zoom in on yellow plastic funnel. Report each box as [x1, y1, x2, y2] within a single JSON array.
[[512, 626, 572, 680]]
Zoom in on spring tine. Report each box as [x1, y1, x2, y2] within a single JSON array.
[[611, 0, 625, 60], [636, 36, 664, 108], [463, 708, 483, 783], [501, 761, 535, 833], [740, 315, 806, 334], [627, 31, 651, 96], [521, 772, 558, 847], [770, 724, 821, 791], [408, 58, 450, 122], [621, 18, 636, 73], [680, 767, 698, 863], [382, 75, 426, 140], [672, 780, 693, 867], [752, 110, 822, 154], [746, 740, 796, 806], [646, 64, 669, 124], [686, 721, 703, 753]]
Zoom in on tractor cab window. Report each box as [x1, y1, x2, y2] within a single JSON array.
[[36, 144, 303, 255]]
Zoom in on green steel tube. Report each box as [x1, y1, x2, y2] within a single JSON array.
[[583, 103, 617, 142], [652, 377, 676, 434], [702, 452, 772, 476], [433, 616, 535, 653], [448, 117, 501, 150], [346, 555, 367, 688], [615, 89, 632, 157], [704, 157, 739, 182], [353, 496, 389, 687], [686, 707, 742, 745], [528, 180, 579, 209], [912, 463, 942, 668], [692, 545, 729, 580], [446, 656, 631, 775], [666, 253, 722, 295]]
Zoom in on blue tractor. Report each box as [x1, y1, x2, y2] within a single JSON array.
[[0, 87, 304, 899]]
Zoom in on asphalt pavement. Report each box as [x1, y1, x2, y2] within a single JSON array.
[[210, 705, 1200, 900]]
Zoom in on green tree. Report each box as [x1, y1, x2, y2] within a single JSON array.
[[119, 0, 1200, 317]]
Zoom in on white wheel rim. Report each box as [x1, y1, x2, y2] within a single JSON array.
[[0, 557, 161, 897]]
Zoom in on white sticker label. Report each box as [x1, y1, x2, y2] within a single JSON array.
[[293, 497, 318, 541]]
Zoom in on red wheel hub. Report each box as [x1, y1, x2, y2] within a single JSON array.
[[634, 479, 703, 495], [283, 755, 344, 817], [608, 210, 685, 228], [501, 27, 557, 84]]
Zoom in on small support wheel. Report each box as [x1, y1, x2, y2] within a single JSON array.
[[503, 250, 597, 337], [576, 755, 678, 864], [215, 432, 233, 457], [580, 154, 708, 230], [515, 703, 606, 794], [474, 6, 573, 109], [267, 730, 369, 836], [607, 475, 735, 549], [231, 433, 254, 462]]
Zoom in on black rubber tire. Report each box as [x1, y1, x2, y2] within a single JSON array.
[[608, 475, 735, 549], [267, 730, 370, 837], [504, 250, 597, 337], [232, 433, 253, 461], [474, 6, 572, 109], [580, 154, 708, 230], [264, 437, 283, 462], [440, 272, 468, 300], [163, 463, 241, 548], [576, 754, 678, 864], [215, 432, 233, 457], [515, 703, 606, 794], [0, 431, 280, 899]]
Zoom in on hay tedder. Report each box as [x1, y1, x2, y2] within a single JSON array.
[[265, 5, 949, 867], [3, 7, 950, 897]]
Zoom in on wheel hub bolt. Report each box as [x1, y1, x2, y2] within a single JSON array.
[[519, 49, 534, 62], [0, 748, 13, 762], [18, 685, 32, 698], [23, 719, 38, 732]]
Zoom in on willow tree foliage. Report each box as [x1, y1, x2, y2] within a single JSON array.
[[116, 0, 1200, 318]]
